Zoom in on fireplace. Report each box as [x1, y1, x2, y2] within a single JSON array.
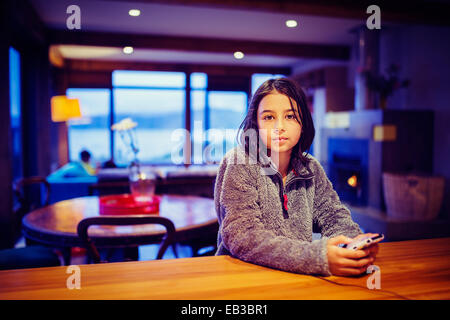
[[317, 109, 450, 240], [328, 138, 368, 207], [321, 110, 434, 212]]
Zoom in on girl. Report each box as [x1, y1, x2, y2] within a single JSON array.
[[214, 78, 379, 276]]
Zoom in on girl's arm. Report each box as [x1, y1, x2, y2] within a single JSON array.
[[310, 159, 381, 276], [311, 158, 362, 238], [217, 154, 332, 276]]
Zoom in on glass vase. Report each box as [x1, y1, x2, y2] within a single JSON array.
[[128, 163, 157, 203]]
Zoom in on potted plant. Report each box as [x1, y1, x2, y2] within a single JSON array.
[[360, 64, 410, 109]]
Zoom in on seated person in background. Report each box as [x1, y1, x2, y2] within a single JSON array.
[[102, 159, 117, 169], [80, 150, 96, 175], [48, 150, 97, 178]]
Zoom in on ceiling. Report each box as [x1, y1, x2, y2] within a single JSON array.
[[29, 0, 386, 69]]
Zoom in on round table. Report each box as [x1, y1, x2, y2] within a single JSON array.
[[22, 194, 218, 264]]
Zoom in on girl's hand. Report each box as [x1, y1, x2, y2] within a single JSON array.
[[350, 233, 380, 261], [326, 235, 375, 276]]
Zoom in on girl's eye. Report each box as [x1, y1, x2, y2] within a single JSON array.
[[263, 115, 274, 120], [286, 114, 295, 120]]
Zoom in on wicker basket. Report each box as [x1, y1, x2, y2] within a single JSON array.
[[382, 172, 445, 221]]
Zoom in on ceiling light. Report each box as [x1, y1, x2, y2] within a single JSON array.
[[234, 51, 244, 60], [285, 20, 298, 28], [129, 9, 141, 17], [123, 46, 134, 54]]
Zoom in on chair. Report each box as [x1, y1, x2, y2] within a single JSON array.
[[179, 221, 218, 257], [0, 177, 61, 270], [13, 176, 50, 206], [12, 176, 51, 242], [77, 215, 176, 263], [13, 177, 50, 233]]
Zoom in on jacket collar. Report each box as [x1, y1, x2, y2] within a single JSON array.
[[257, 151, 314, 180], [290, 155, 315, 179]]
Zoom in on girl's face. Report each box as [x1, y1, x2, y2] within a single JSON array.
[[256, 91, 302, 154]]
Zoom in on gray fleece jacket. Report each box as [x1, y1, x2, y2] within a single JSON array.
[[214, 146, 362, 276]]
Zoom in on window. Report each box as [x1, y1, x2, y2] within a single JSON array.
[[251, 73, 285, 95], [112, 71, 186, 165], [64, 71, 274, 166], [205, 91, 247, 163], [112, 70, 186, 88], [190, 73, 207, 164], [9, 47, 22, 184], [66, 89, 111, 163], [190, 73, 247, 164]]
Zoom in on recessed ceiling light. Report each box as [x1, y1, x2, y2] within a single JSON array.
[[234, 51, 244, 60], [285, 20, 298, 28], [129, 9, 141, 17], [123, 46, 134, 54]]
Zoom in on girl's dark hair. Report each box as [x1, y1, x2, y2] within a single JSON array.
[[237, 77, 315, 165]]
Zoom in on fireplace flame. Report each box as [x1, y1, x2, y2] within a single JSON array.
[[347, 175, 358, 188]]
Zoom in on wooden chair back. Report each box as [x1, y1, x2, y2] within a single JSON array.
[[13, 176, 50, 211], [77, 215, 176, 263]]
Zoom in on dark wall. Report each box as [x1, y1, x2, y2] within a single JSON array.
[[21, 45, 52, 177], [0, 1, 14, 249], [0, 0, 53, 248]]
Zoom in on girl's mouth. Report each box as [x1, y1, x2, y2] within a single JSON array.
[[273, 137, 288, 144]]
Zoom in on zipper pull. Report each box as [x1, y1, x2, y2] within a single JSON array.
[[283, 194, 288, 211]]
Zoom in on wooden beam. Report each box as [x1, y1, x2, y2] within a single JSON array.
[[65, 59, 292, 77], [106, 0, 450, 26], [47, 29, 350, 61]]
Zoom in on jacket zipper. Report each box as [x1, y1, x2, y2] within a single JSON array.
[[276, 172, 313, 218], [283, 194, 289, 212]]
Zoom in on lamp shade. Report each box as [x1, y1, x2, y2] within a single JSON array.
[[51, 96, 82, 122]]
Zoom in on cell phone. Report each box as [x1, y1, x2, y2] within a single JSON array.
[[343, 234, 384, 251]]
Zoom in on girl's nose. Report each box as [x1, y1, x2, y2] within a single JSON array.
[[274, 119, 286, 131]]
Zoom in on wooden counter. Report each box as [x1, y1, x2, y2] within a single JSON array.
[[0, 237, 449, 300]]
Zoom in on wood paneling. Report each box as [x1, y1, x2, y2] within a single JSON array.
[[66, 70, 112, 88]]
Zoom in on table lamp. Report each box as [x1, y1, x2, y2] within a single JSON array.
[[51, 95, 82, 122]]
